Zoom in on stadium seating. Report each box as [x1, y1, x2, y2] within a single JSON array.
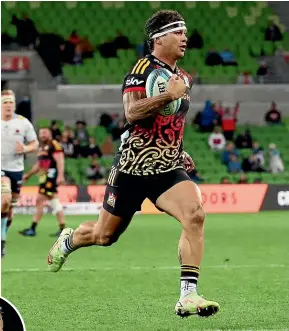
[[2, 1, 289, 84], [23, 121, 289, 186]]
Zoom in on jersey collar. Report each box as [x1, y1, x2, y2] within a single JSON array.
[[147, 54, 177, 74]]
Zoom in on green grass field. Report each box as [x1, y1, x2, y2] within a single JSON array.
[[2, 212, 289, 331]]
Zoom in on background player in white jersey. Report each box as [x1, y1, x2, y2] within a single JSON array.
[[1, 90, 38, 257]]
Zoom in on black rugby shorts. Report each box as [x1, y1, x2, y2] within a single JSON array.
[[103, 166, 191, 218]]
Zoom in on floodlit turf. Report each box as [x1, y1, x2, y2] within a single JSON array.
[[2, 212, 289, 331]]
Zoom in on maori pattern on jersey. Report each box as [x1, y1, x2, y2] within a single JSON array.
[[119, 114, 185, 175]]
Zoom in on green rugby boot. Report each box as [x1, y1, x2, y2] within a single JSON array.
[[175, 291, 220, 318], [47, 228, 74, 272]]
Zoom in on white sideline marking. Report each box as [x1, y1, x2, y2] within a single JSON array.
[[2, 264, 287, 273]]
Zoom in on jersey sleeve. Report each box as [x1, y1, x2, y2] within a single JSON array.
[[51, 140, 63, 154], [23, 118, 37, 143], [122, 58, 151, 95]]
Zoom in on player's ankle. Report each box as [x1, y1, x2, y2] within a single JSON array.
[[61, 232, 77, 256], [179, 264, 200, 299]]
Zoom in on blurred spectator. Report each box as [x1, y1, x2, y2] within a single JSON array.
[[253, 178, 262, 184], [99, 113, 114, 130], [188, 168, 204, 184], [265, 22, 282, 42], [16, 96, 32, 122], [110, 120, 125, 141], [212, 103, 222, 126], [113, 30, 133, 50], [265, 102, 282, 125], [61, 134, 75, 158], [187, 29, 203, 49], [269, 143, 285, 173], [252, 141, 265, 166], [101, 136, 114, 156], [11, 13, 38, 47], [79, 36, 94, 59], [205, 49, 222, 66], [86, 159, 106, 185], [228, 155, 242, 173], [219, 102, 240, 141], [208, 126, 226, 151], [237, 71, 255, 84], [75, 121, 89, 147], [36, 33, 64, 77], [50, 120, 62, 141], [98, 39, 118, 58], [199, 100, 214, 132], [242, 154, 266, 173], [220, 49, 237, 66], [220, 177, 231, 184], [237, 173, 248, 184], [63, 126, 75, 141], [234, 129, 253, 149], [256, 61, 268, 76], [72, 139, 82, 158], [68, 30, 81, 45], [256, 61, 268, 84], [86, 137, 102, 158], [72, 44, 83, 65], [221, 142, 239, 165]]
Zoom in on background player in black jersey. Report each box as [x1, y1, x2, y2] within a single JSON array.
[[19, 128, 66, 237], [48, 10, 220, 318]]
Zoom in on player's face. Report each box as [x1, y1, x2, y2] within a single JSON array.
[[162, 29, 187, 59], [39, 129, 52, 142], [1, 100, 16, 117]]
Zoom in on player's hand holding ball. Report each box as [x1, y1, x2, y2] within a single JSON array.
[[167, 74, 186, 101]]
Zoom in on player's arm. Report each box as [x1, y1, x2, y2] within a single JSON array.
[[52, 144, 65, 185], [24, 162, 40, 181], [123, 75, 186, 124], [17, 119, 39, 154]]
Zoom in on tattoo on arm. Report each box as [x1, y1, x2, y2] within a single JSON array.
[[123, 91, 173, 123]]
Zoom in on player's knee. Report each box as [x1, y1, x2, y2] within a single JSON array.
[[183, 204, 205, 230]]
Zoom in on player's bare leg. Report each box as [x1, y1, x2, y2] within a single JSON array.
[[50, 195, 66, 237], [19, 193, 46, 236], [156, 180, 219, 317], [6, 192, 19, 233], [47, 208, 132, 271], [1, 177, 12, 257]]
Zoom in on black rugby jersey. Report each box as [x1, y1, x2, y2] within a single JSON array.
[[114, 54, 193, 176], [37, 139, 63, 175]]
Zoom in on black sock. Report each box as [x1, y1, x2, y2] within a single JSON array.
[[31, 222, 38, 231], [1, 240, 6, 255], [181, 265, 200, 287], [59, 223, 65, 231], [7, 219, 12, 229]]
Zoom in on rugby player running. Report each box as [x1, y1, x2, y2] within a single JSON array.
[[1, 90, 38, 257], [19, 128, 66, 237], [47, 10, 220, 317]]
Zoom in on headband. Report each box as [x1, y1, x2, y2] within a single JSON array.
[[150, 21, 186, 39], [1, 95, 15, 103]]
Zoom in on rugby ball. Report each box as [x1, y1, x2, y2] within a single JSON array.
[[145, 68, 181, 116]]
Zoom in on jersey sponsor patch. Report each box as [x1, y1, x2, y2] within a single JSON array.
[[125, 77, 144, 86], [107, 192, 117, 208]]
